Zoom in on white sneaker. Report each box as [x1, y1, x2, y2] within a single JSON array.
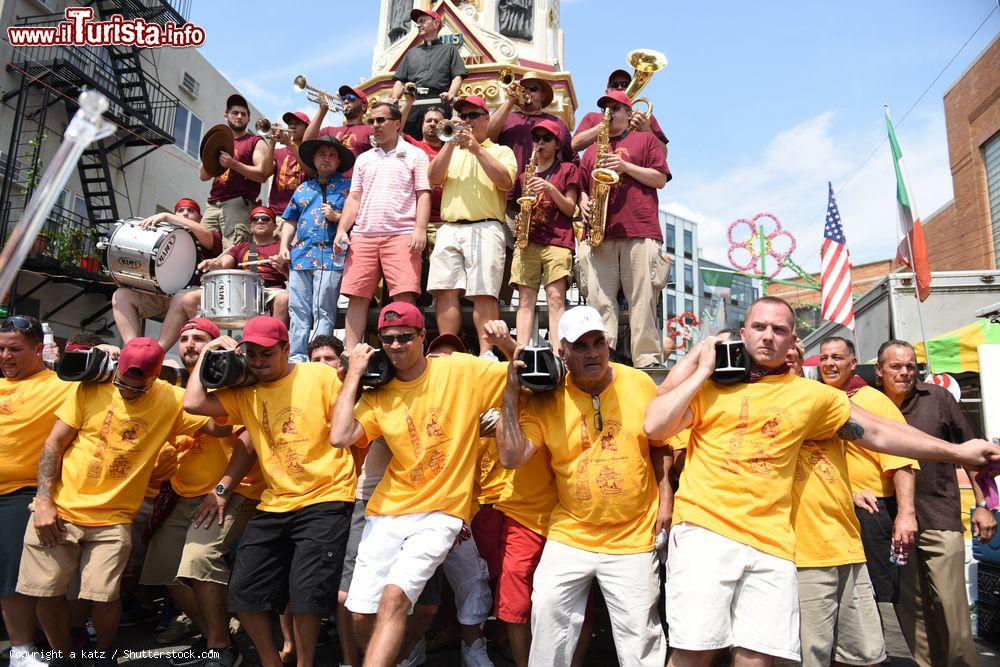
[[9, 646, 47, 667], [397, 636, 426, 667], [461, 637, 494, 667]]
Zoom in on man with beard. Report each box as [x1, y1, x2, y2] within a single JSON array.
[[199, 94, 272, 248], [139, 318, 265, 667], [0, 316, 75, 667], [303, 84, 373, 178], [643, 297, 1000, 666], [876, 340, 993, 667]]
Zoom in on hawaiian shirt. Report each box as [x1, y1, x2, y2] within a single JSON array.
[[282, 174, 351, 271]]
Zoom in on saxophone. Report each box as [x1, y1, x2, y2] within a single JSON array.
[[588, 107, 620, 247], [514, 145, 539, 250]]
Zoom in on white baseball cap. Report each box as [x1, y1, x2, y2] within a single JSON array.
[[558, 306, 607, 343]]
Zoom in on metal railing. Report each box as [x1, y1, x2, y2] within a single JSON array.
[[18, 203, 104, 276]]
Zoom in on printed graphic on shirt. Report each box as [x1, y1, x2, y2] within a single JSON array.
[[260, 401, 308, 478], [721, 398, 789, 478], [277, 154, 303, 191], [796, 442, 836, 483], [86, 410, 148, 480], [404, 407, 452, 487]]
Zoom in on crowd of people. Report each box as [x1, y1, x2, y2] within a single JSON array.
[[3, 7, 999, 667]]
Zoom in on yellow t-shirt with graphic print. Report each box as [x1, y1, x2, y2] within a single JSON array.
[[215, 363, 355, 512], [172, 427, 266, 500], [673, 373, 852, 561], [477, 437, 513, 506], [358, 354, 508, 523], [520, 364, 665, 555], [496, 427, 557, 536], [54, 382, 209, 526], [0, 369, 73, 494], [844, 386, 918, 497]]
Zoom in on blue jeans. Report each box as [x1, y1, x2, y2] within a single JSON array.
[[288, 268, 343, 361]]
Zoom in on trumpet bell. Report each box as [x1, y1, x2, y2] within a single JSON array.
[[498, 67, 516, 87], [255, 118, 271, 136], [293, 75, 307, 93], [592, 168, 620, 186], [626, 49, 668, 73]]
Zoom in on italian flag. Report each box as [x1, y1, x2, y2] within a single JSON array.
[[701, 268, 734, 300], [886, 106, 931, 302]]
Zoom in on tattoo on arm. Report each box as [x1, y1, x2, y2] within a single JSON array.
[[36, 445, 61, 500], [837, 417, 866, 442]]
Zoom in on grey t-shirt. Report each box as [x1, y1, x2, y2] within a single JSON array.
[[393, 40, 467, 92]]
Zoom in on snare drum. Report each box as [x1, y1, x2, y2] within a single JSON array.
[[101, 219, 198, 295], [200, 270, 264, 329]]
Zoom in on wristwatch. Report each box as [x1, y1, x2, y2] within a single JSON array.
[[976, 501, 989, 509], [214, 483, 231, 498]]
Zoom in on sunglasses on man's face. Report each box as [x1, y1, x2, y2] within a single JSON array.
[[370, 116, 395, 125], [112, 377, 149, 394], [251, 216, 273, 223], [524, 84, 541, 93], [379, 332, 417, 346], [342, 94, 358, 103], [607, 80, 629, 90], [457, 111, 486, 121], [532, 134, 556, 143]]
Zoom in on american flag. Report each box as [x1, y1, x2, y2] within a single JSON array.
[[820, 182, 856, 331]]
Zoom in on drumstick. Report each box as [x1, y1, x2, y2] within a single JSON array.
[[239, 259, 273, 267]]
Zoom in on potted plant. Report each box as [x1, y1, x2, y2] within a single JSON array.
[[80, 254, 100, 273]]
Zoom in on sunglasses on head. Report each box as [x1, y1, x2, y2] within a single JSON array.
[[378, 332, 417, 346], [457, 111, 486, 121], [1, 316, 33, 332], [251, 215, 273, 223], [607, 80, 629, 90], [532, 133, 556, 143], [370, 116, 395, 125]]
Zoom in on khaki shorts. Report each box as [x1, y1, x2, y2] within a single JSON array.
[[141, 493, 256, 587], [263, 287, 286, 311], [202, 198, 252, 250], [510, 242, 573, 290], [17, 517, 131, 602], [798, 563, 886, 665], [427, 220, 506, 297], [129, 287, 196, 319]]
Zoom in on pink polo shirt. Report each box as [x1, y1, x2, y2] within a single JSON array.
[[349, 137, 431, 236]]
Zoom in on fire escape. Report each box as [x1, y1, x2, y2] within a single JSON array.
[[0, 0, 190, 325]]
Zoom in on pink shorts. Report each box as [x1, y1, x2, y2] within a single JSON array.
[[340, 233, 421, 299]]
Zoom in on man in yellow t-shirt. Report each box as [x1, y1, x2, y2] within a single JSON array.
[[644, 296, 1000, 665], [16, 337, 214, 664], [819, 336, 918, 609], [496, 305, 673, 666], [426, 94, 518, 355], [139, 318, 265, 665], [330, 302, 512, 667], [0, 316, 74, 666], [184, 315, 356, 667]]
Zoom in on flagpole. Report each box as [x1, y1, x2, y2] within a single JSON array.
[[885, 104, 933, 374]]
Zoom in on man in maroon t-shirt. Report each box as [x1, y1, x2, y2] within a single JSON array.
[[302, 84, 372, 178], [185, 206, 289, 325], [510, 119, 580, 347], [402, 103, 449, 245], [578, 91, 671, 369], [571, 70, 669, 152], [199, 93, 271, 249], [112, 198, 223, 352], [266, 111, 310, 223]]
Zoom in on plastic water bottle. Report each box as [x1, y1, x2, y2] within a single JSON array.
[[332, 238, 349, 271], [41, 323, 58, 368], [890, 538, 908, 566]]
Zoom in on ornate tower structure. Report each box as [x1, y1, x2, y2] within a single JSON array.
[[361, 0, 578, 128]]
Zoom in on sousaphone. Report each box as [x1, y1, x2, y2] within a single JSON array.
[[199, 124, 235, 177]]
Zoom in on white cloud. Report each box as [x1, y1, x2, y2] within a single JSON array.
[[667, 109, 954, 276]]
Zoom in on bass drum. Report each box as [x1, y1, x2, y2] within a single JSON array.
[[101, 219, 197, 295], [200, 270, 264, 329]]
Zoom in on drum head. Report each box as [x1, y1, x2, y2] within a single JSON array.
[[154, 230, 198, 294]]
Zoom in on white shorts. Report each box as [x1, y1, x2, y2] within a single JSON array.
[[665, 522, 801, 661], [442, 534, 492, 626], [427, 220, 506, 297], [345, 511, 462, 614]]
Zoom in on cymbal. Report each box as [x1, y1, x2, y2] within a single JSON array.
[[199, 124, 234, 178]]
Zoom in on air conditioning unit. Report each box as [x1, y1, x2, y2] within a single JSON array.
[[180, 71, 200, 98]]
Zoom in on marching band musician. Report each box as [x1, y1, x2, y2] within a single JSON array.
[[279, 136, 354, 363], [390, 8, 468, 140], [571, 70, 669, 152], [334, 102, 431, 352], [510, 120, 579, 347], [199, 94, 272, 249], [110, 198, 223, 354], [427, 96, 516, 357], [265, 111, 311, 230], [578, 90, 671, 369], [184, 206, 290, 326], [303, 84, 373, 177]]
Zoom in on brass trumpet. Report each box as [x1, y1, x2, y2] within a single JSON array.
[[255, 118, 295, 143], [434, 119, 470, 143], [293, 74, 342, 111], [623, 49, 667, 100], [498, 67, 531, 107]]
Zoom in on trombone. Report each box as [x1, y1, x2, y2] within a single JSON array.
[[255, 118, 295, 144], [293, 74, 342, 111]]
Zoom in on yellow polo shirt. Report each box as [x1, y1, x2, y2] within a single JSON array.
[[440, 140, 517, 222]]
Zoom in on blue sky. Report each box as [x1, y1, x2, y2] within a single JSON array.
[[192, 1, 999, 275]]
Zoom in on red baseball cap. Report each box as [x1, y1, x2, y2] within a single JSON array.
[[597, 90, 633, 110], [179, 317, 220, 340], [454, 95, 489, 115], [426, 333, 466, 355], [239, 316, 289, 348], [338, 85, 369, 106], [174, 198, 201, 215], [282, 111, 309, 126], [411, 8, 441, 23], [377, 302, 424, 331], [249, 205, 276, 220], [530, 119, 564, 144], [118, 337, 165, 379], [64, 342, 92, 352]]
